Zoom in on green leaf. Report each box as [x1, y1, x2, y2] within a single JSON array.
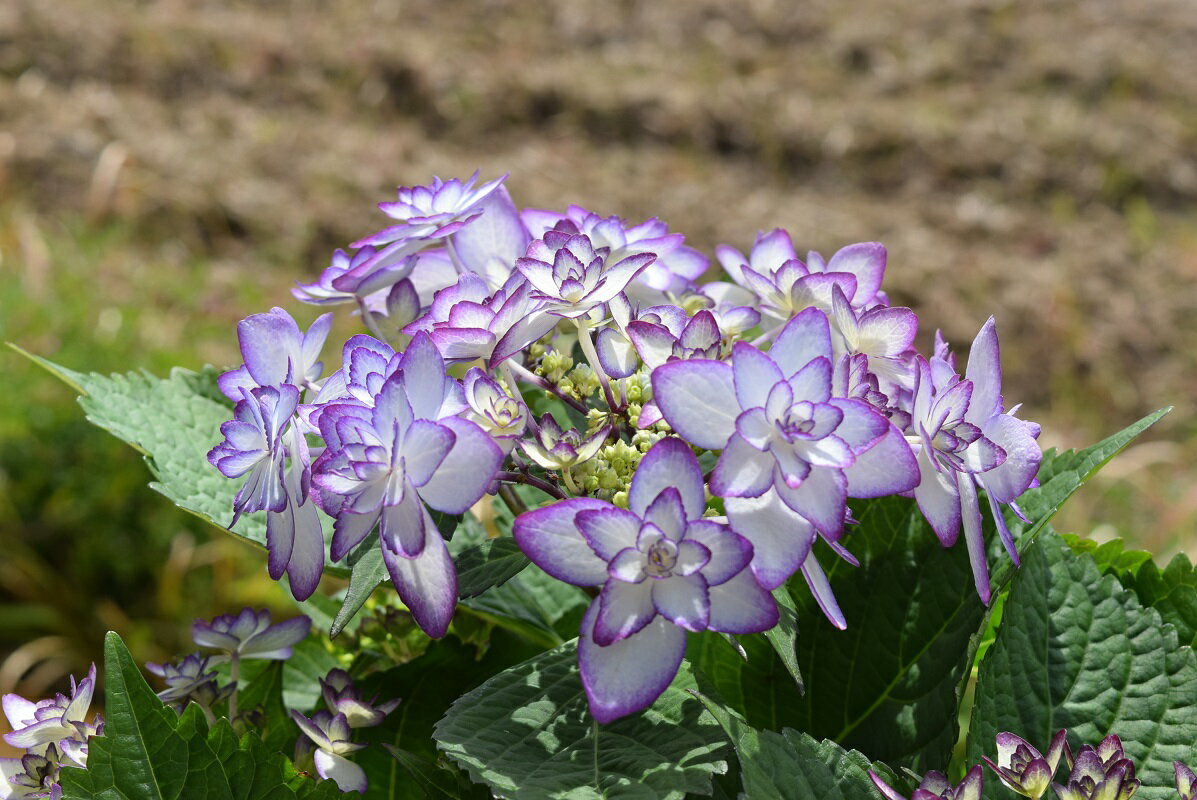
[[381, 746, 487, 800], [967, 533, 1197, 798], [688, 629, 804, 733], [763, 587, 803, 692], [16, 350, 348, 579], [236, 661, 294, 754], [692, 692, 897, 800], [434, 641, 728, 799], [59, 632, 339, 800], [461, 564, 588, 647], [332, 535, 389, 638], [990, 408, 1170, 585], [454, 538, 530, 599], [786, 499, 986, 772], [330, 514, 481, 638], [1064, 535, 1197, 648], [61, 631, 198, 799], [356, 634, 540, 800], [773, 410, 1173, 772]]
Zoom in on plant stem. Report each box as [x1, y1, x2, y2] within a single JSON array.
[[227, 653, 240, 723], [574, 319, 619, 411], [498, 471, 568, 500], [498, 484, 528, 517]]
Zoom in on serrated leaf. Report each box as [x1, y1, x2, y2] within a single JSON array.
[[773, 410, 1172, 772], [989, 408, 1170, 586], [434, 641, 728, 799], [59, 632, 339, 800], [16, 350, 349, 580], [60, 631, 198, 800], [356, 635, 539, 800], [967, 533, 1197, 799], [1065, 535, 1197, 648], [692, 692, 896, 800], [454, 538, 530, 599]]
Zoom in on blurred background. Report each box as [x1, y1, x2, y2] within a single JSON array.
[[2, 0, 1195, 745]]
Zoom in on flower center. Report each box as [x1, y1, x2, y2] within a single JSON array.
[[644, 538, 678, 578]]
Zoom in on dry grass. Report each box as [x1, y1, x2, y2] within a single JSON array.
[[2, 0, 1196, 553]]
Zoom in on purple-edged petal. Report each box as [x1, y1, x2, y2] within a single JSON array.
[[705, 568, 778, 634], [642, 488, 688, 542], [826, 242, 886, 304], [512, 498, 611, 586], [774, 465, 847, 539], [731, 342, 784, 410], [869, 771, 907, 800], [829, 398, 889, 452], [842, 423, 920, 498], [577, 507, 643, 561], [1176, 762, 1197, 799], [914, 451, 962, 546], [786, 356, 833, 404], [450, 185, 529, 277], [801, 553, 846, 629], [381, 506, 458, 639], [772, 307, 834, 377], [380, 490, 426, 557], [331, 508, 379, 563], [402, 420, 456, 487], [684, 521, 753, 585], [651, 359, 738, 450], [490, 307, 557, 365], [314, 749, 368, 794], [710, 434, 775, 498], [593, 580, 656, 646], [652, 574, 710, 631], [724, 491, 814, 590], [578, 601, 686, 724], [976, 414, 1041, 503], [595, 327, 639, 378], [239, 308, 301, 386], [958, 473, 991, 603], [964, 317, 1002, 425], [627, 321, 677, 370], [628, 437, 707, 520], [415, 417, 503, 514], [282, 500, 325, 601], [242, 615, 311, 659]]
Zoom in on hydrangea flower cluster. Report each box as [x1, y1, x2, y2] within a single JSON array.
[[2, 666, 102, 799], [210, 172, 1044, 721]]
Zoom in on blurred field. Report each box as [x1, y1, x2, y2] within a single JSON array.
[[2, 0, 1196, 719]]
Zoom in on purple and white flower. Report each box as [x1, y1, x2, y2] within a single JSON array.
[[513, 438, 777, 722], [651, 308, 919, 620], [146, 653, 231, 712], [909, 319, 1042, 602], [217, 307, 332, 400], [192, 608, 311, 661], [1176, 762, 1196, 800], [2, 665, 99, 757], [313, 334, 502, 637], [318, 669, 400, 729], [869, 766, 983, 800], [351, 172, 507, 282], [291, 710, 368, 794], [982, 729, 1068, 800], [523, 206, 707, 300]]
